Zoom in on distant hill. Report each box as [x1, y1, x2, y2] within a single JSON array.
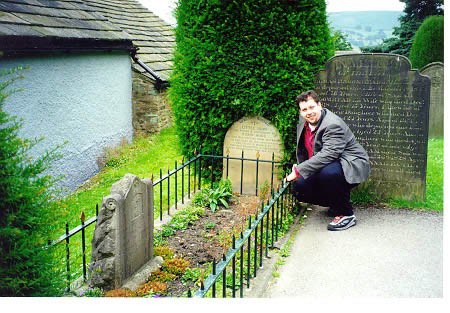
[[328, 11, 402, 49]]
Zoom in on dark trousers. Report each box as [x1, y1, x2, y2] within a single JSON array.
[[292, 160, 357, 216]]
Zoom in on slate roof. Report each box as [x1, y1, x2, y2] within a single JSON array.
[[0, 0, 133, 53], [83, 0, 174, 82]]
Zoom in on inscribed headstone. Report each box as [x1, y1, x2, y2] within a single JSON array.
[[315, 53, 430, 201], [89, 174, 156, 291], [420, 62, 444, 137], [223, 116, 284, 195]]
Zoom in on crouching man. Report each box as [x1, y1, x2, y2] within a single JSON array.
[[285, 90, 370, 231]]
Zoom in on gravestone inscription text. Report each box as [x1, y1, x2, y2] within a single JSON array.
[[315, 54, 430, 200], [223, 116, 284, 195]]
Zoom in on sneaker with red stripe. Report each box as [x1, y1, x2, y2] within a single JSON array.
[[327, 215, 357, 231]]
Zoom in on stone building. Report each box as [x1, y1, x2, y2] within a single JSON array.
[[0, 0, 175, 192], [0, 0, 134, 192], [84, 0, 174, 135]]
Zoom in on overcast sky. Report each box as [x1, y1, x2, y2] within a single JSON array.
[[137, 0, 405, 25]]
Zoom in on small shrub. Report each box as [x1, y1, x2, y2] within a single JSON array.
[[136, 281, 167, 296], [104, 288, 136, 297], [159, 205, 205, 238], [218, 178, 232, 194], [181, 268, 202, 283], [154, 246, 175, 259], [162, 258, 190, 276], [149, 270, 176, 283], [207, 187, 232, 212], [192, 179, 233, 212], [192, 189, 210, 207]]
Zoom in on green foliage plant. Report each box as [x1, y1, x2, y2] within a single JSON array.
[[204, 220, 216, 230], [207, 186, 232, 212], [170, 0, 333, 161], [192, 179, 233, 212], [181, 268, 202, 284], [331, 29, 353, 51], [0, 68, 65, 296], [160, 205, 206, 237], [409, 15, 444, 69]]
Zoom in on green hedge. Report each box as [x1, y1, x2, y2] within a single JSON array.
[[409, 15, 444, 69], [169, 0, 333, 161]]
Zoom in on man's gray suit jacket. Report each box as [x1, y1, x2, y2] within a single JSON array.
[[295, 108, 370, 184]]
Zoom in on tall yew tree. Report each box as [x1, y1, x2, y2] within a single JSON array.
[[169, 0, 333, 160]]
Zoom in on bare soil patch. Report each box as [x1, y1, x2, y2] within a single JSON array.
[[163, 195, 261, 296]]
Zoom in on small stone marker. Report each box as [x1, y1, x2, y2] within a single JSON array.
[[315, 53, 431, 201], [223, 116, 284, 195], [89, 174, 162, 291], [420, 62, 444, 137]]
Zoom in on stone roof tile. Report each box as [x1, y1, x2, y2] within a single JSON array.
[[83, 0, 174, 82], [0, 0, 132, 51]]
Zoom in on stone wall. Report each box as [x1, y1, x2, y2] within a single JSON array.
[[132, 71, 173, 135]]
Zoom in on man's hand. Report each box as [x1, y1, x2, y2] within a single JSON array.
[[284, 164, 299, 183]]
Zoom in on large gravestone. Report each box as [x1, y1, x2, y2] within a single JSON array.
[[420, 62, 444, 137], [315, 53, 431, 201], [89, 174, 161, 291], [223, 116, 284, 195]]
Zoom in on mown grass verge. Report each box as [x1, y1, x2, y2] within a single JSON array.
[[389, 137, 443, 211]]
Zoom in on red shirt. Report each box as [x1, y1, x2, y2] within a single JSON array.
[[293, 123, 317, 179], [304, 122, 317, 159]]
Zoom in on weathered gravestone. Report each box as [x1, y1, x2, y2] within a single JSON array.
[[223, 116, 284, 195], [89, 174, 162, 291], [315, 53, 431, 201], [420, 62, 444, 137]]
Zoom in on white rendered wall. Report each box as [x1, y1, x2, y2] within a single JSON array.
[[1, 52, 133, 193]]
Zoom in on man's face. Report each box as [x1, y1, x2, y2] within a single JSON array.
[[299, 97, 322, 125]]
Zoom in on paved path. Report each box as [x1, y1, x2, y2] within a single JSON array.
[[265, 205, 443, 298]]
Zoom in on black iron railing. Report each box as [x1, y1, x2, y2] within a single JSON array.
[[49, 151, 286, 292], [192, 181, 297, 298]]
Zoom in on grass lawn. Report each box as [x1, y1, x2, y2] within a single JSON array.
[[56, 126, 185, 234], [388, 137, 444, 212]]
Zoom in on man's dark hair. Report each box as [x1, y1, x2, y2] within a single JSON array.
[[296, 90, 320, 105]]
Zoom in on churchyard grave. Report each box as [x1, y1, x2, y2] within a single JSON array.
[[315, 53, 431, 201], [420, 62, 444, 138], [223, 116, 285, 195]]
